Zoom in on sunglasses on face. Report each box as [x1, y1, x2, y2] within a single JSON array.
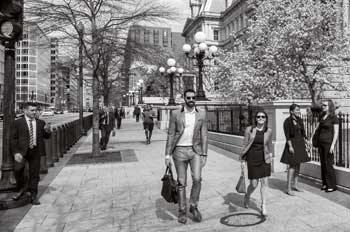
[[186, 96, 196, 100], [256, 115, 266, 119]]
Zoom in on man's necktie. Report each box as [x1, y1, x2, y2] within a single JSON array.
[[29, 119, 34, 148]]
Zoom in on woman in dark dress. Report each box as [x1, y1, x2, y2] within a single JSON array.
[[313, 100, 339, 192], [281, 104, 310, 196], [240, 109, 273, 216]]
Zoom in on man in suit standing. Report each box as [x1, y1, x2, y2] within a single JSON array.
[[99, 105, 116, 150], [115, 107, 124, 129], [164, 89, 208, 224], [11, 102, 51, 205]]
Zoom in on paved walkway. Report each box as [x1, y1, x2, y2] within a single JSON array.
[[4, 119, 350, 231]]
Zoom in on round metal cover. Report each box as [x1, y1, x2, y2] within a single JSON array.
[[220, 212, 266, 227]]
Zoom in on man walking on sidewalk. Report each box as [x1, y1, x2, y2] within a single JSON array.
[[165, 89, 208, 224], [11, 102, 51, 205], [99, 106, 116, 150]]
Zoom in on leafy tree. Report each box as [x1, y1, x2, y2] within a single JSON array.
[[212, 0, 350, 104]]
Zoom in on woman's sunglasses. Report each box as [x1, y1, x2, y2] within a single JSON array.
[[256, 115, 266, 119]]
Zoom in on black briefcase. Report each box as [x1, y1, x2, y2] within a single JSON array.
[[161, 165, 178, 204]]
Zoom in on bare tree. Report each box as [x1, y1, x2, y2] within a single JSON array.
[[25, 0, 176, 156]]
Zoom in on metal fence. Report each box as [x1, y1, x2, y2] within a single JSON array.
[[206, 105, 350, 168], [302, 113, 350, 169], [205, 104, 260, 136]]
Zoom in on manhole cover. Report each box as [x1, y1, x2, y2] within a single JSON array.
[[67, 149, 137, 165], [220, 212, 266, 227]]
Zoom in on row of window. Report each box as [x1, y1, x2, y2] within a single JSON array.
[[222, 14, 248, 40], [16, 64, 37, 70], [16, 79, 37, 85], [129, 29, 169, 47]]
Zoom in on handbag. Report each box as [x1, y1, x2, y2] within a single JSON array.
[[161, 165, 178, 204], [312, 126, 320, 148], [235, 167, 246, 194]]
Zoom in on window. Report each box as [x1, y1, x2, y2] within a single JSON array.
[[22, 56, 28, 62], [213, 29, 219, 41], [51, 50, 56, 54], [29, 64, 36, 70], [21, 64, 28, 69], [29, 57, 36, 63], [22, 49, 28, 54], [144, 29, 150, 44], [22, 71, 28, 77], [22, 41, 28, 47], [153, 30, 159, 45], [162, 30, 168, 47], [51, 56, 56, 61], [135, 29, 140, 42], [16, 71, 20, 77], [21, 79, 28, 84], [23, 34, 28, 39], [16, 57, 21, 62], [16, 64, 20, 69]]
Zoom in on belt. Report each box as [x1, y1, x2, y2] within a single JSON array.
[[176, 145, 192, 147]]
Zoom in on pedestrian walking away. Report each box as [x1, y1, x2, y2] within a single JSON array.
[[142, 104, 156, 144], [134, 105, 141, 122], [164, 89, 208, 224], [99, 105, 116, 150], [312, 99, 339, 193], [11, 102, 51, 205], [281, 104, 311, 196], [240, 109, 273, 217], [115, 106, 124, 129]]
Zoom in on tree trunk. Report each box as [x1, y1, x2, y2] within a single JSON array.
[[91, 18, 101, 157]]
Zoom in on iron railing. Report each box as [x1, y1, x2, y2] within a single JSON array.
[[205, 104, 260, 136], [302, 113, 350, 168], [206, 105, 350, 168]]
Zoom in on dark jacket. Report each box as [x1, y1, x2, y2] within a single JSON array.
[[284, 116, 306, 140], [11, 117, 51, 157], [99, 111, 115, 130]]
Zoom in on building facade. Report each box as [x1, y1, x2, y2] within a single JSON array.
[[182, 0, 350, 103], [15, 21, 51, 109]]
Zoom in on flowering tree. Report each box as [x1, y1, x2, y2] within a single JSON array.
[[212, 0, 350, 104]]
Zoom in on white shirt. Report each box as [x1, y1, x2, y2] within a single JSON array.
[[177, 107, 196, 146], [25, 115, 37, 146]]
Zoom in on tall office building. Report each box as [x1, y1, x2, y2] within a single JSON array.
[[15, 21, 51, 109], [50, 38, 59, 106]]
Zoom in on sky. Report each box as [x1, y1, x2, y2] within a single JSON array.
[[152, 0, 191, 32]]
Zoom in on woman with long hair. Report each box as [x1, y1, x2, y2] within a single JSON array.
[[240, 109, 273, 216], [280, 104, 310, 195], [313, 99, 339, 192]]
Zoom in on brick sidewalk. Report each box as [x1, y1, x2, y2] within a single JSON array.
[[7, 119, 350, 231]]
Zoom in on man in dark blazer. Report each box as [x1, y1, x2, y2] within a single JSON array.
[[164, 89, 208, 224], [11, 102, 51, 205], [99, 105, 116, 150]]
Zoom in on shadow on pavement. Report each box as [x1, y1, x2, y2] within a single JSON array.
[[268, 177, 288, 194], [155, 198, 177, 221], [222, 192, 260, 213]]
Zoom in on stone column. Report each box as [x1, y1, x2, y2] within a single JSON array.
[[260, 100, 311, 172]]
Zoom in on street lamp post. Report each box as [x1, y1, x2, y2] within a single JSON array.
[[182, 31, 218, 101], [159, 58, 184, 106], [77, 22, 86, 136], [137, 79, 144, 104]]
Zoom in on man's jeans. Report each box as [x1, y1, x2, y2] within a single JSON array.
[[173, 146, 202, 213]]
